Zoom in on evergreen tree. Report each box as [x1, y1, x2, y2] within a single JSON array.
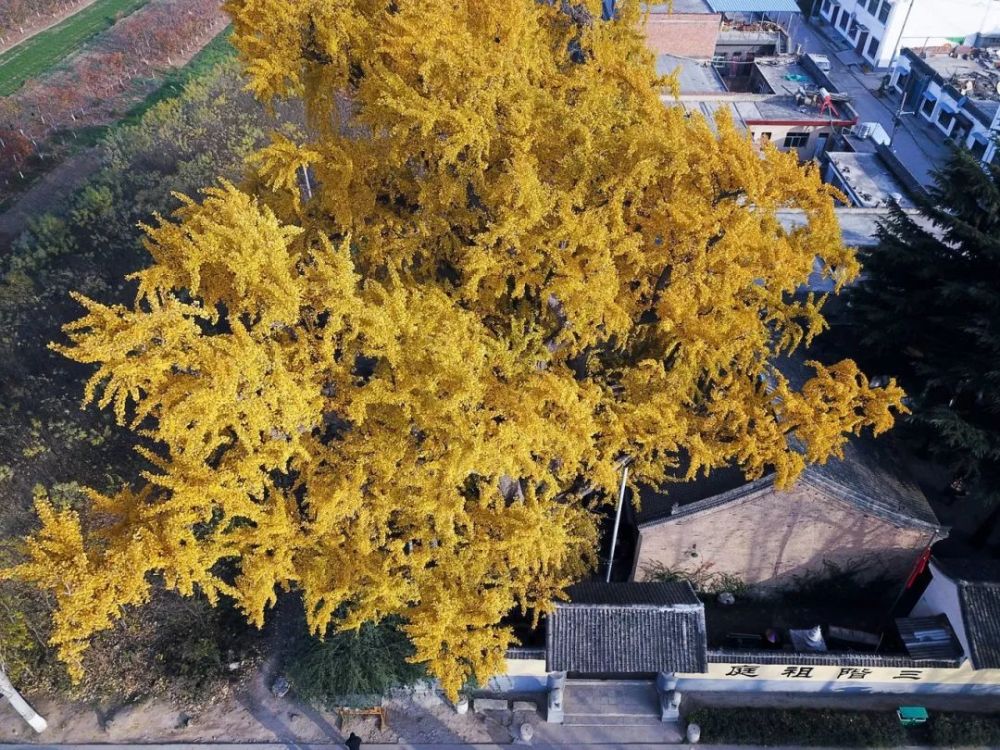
[[848, 146, 1000, 533]]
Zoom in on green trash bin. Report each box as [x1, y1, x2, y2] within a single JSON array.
[[897, 706, 929, 726]]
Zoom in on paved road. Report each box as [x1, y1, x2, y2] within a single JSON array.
[[788, 16, 946, 189], [0, 747, 902, 750]]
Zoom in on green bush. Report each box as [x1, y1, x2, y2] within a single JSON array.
[[688, 708, 906, 747], [928, 713, 1000, 747], [644, 561, 748, 596], [287, 618, 426, 707]]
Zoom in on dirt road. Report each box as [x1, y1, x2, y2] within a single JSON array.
[[0, 147, 102, 248]]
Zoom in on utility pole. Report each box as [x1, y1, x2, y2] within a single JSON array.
[[605, 461, 630, 582], [890, 91, 914, 141], [0, 668, 48, 733]]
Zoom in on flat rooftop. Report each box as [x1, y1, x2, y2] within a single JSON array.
[[754, 57, 819, 95], [658, 54, 727, 92], [906, 47, 1000, 103], [679, 99, 748, 134], [827, 152, 915, 209], [646, 0, 714, 12], [671, 94, 854, 126]]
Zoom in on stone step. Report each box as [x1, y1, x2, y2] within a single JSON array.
[[533, 721, 684, 745], [565, 679, 658, 686], [563, 714, 664, 727], [563, 706, 660, 720]]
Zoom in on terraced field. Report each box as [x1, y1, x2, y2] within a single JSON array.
[[0, 0, 146, 95]]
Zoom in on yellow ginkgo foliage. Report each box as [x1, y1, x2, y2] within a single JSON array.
[[5, 0, 906, 698]]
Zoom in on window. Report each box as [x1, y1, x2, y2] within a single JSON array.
[[894, 70, 910, 92], [921, 95, 936, 118], [866, 0, 879, 14], [878, 1, 890, 23], [867, 36, 880, 58], [839, 11, 850, 30], [938, 109, 955, 132], [759, 131, 773, 143], [822, 0, 832, 13], [783, 132, 810, 148]]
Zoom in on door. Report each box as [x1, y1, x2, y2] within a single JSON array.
[[856, 30, 869, 54], [813, 131, 831, 159]]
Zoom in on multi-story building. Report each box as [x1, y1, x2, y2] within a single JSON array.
[[663, 55, 859, 161], [641, 1, 802, 66], [818, 0, 1000, 69], [889, 46, 1000, 164]]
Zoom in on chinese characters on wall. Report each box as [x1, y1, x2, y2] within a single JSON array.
[[723, 664, 924, 681]]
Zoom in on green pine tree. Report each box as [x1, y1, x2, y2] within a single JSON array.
[[848, 146, 1000, 543]]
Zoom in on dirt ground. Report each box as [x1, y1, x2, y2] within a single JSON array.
[[0, 667, 531, 746], [0, 147, 102, 247]]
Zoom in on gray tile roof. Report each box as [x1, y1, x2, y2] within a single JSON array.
[[547, 582, 707, 674], [635, 434, 940, 532], [505, 647, 546, 660], [957, 581, 1000, 670], [800, 436, 941, 530], [633, 352, 942, 530], [566, 581, 700, 607]]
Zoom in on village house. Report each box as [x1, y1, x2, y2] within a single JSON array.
[[911, 558, 1000, 671], [494, 575, 1000, 719], [641, 1, 801, 64], [626, 436, 946, 590], [818, 0, 1000, 69], [664, 55, 859, 160], [889, 47, 1000, 165]]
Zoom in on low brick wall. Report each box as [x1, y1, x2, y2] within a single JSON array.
[[644, 12, 721, 59]]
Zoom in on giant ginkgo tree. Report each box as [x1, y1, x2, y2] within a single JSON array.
[[6, 0, 905, 698]]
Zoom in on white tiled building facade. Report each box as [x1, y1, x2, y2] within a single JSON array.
[[819, 0, 1000, 68], [889, 48, 1000, 164]]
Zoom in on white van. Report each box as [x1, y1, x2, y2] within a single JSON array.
[[807, 53, 832, 73]]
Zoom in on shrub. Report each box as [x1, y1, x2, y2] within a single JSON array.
[[928, 713, 1000, 747], [782, 558, 892, 604], [644, 561, 748, 596], [287, 618, 427, 707], [0, 579, 65, 692], [688, 708, 906, 747]]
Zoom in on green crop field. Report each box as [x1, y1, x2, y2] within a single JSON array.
[[0, 0, 148, 96]]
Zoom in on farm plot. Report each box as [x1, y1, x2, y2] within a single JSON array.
[[0, 0, 146, 95]]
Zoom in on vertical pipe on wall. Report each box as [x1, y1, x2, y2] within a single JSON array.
[[605, 464, 630, 582]]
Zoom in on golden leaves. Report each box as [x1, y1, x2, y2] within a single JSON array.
[[9, 0, 908, 701]]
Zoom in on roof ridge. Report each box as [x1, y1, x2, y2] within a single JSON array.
[[799, 467, 943, 531], [637, 474, 775, 528], [556, 602, 704, 612]]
